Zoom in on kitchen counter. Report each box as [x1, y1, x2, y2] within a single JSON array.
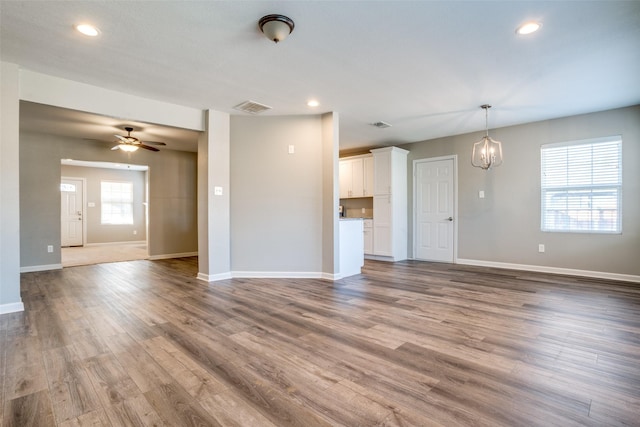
[[339, 218, 364, 278]]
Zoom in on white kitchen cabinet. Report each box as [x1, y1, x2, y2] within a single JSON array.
[[363, 219, 373, 255], [339, 160, 352, 199], [363, 155, 374, 197], [339, 154, 373, 199], [373, 150, 392, 195], [370, 147, 408, 261]]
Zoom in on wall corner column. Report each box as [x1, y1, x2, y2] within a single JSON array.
[[321, 112, 340, 279], [0, 62, 24, 313], [197, 109, 231, 281]]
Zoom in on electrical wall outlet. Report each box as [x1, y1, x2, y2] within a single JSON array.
[[133, 230, 137, 235], [47, 245, 53, 253]]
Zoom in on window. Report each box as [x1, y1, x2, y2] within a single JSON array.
[[60, 183, 76, 192], [101, 181, 133, 225], [541, 136, 621, 233]]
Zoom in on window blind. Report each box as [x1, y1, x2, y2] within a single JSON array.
[[541, 136, 621, 233]]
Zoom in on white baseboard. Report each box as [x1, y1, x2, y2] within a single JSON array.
[[0, 301, 25, 314], [83, 241, 146, 247], [20, 264, 63, 273], [197, 272, 232, 282], [231, 271, 325, 279], [365, 254, 406, 262], [197, 270, 350, 282], [456, 258, 640, 283], [148, 252, 198, 261]]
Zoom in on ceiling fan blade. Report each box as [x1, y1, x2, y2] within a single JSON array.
[[139, 144, 160, 152], [114, 134, 128, 142], [111, 145, 120, 151], [144, 141, 167, 146]]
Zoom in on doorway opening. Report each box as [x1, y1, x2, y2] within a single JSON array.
[[60, 159, 149, 267]]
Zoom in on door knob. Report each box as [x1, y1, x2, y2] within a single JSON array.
[[446, 217, 453, 221]]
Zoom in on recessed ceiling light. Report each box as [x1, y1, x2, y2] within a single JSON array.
[[307, 100, 319, 107], [75, 24, 100, 37], [516, 21, 541, 35]]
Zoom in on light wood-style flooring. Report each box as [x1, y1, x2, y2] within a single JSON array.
[[2, 258, 639, 426]]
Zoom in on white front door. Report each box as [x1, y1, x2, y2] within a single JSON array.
[[61, 178, 84, 247], [414, 157, 456, 262]]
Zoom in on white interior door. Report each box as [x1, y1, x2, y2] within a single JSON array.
[[61, 178, 84, 247], [414, 157, 455, 262]]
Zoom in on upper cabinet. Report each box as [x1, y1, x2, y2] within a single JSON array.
[[339, 154, 374, 198], [363, 156, 374, 197], [372, 146, 408, 196], [373, 150, 392, 195]]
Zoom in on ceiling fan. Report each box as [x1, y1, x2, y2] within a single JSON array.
[[111, 127, 166, 152]]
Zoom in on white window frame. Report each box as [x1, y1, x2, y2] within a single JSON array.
[[540, 135, 622, 234], [101, 180, 134, 225]]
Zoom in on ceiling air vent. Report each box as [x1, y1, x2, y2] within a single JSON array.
[[233, 100, 272, 114], [371, 121, 392, 128]]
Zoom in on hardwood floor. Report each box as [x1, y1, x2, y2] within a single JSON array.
[[2, 258, 639, 426]]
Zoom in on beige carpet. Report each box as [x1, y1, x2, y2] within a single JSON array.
[[61, 243, 148, 267]]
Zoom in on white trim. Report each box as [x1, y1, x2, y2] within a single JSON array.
[[0, 301, 24, 314], [412, 155, 458, 262], [148, 251, 197, 260], [20, 264, 63, 273], [197, 272, 232, 282], [457, 258, 640, 283], [365, 254, 399, 262], [231, 271, 325, 279], [197, 271, 351, 282], [84, 241, 146, 247]]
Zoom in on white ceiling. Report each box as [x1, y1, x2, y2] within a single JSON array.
[[2, 1, 639, 152]]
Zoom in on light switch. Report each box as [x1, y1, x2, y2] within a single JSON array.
[[214, 186, 223, 196], [479, 190, 485, 199], [288, 145, 295, 154], [88, 202, 96, 207]]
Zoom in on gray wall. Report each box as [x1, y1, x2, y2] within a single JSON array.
[[61, 165, 147, 244], [400, 105, 640, 276], [20, 132, 198, 267], [230, 115, 324, 273]]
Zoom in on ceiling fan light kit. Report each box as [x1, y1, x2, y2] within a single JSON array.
[[259, 14, 294, 43], [115, 144, 139, 152], [111, 126, 162, 152], [471, 105, 503, 170]]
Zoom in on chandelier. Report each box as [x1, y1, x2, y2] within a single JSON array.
[[471, 105, 503, 170]]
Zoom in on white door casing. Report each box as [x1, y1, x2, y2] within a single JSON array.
[[61, 177, 84, 247], [414, 156, 457, 262]]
